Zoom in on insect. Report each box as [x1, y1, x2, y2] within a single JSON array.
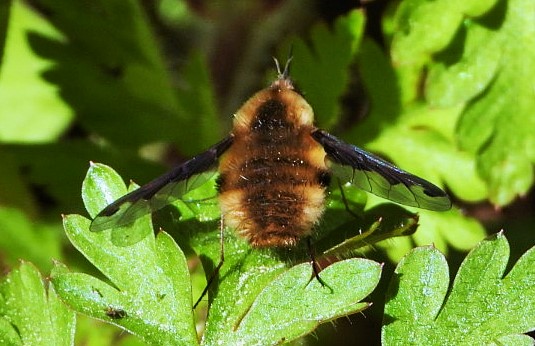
[[90, 57, 450, 291], [105, 306, 127, 319]]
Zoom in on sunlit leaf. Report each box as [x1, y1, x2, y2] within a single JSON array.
[[0, 1, 72, 143], [0, 262, 75, 346], [383, 233, 535, 345]]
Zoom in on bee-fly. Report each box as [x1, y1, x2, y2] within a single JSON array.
[[91, 57, 451, 302]]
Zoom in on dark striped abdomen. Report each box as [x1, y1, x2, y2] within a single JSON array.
[[218, 94, 329, 247]]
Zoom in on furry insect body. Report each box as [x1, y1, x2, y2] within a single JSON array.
[[217, 76, 330, 247], [90, 58, 451, 309], [91, 59, 451, 245]]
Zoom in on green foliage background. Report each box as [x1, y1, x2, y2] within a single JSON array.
[[0, 0, 534, 345]]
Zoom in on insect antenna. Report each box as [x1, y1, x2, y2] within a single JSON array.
[[274, 46, 293, 80], [273, 57, 283, 79]]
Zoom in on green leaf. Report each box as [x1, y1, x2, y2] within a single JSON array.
[[74, 314, 146, 346], [26, 0, 183, 148], [82, 162, 129, 218], [345, 37, 487, 253], [0, 206, 62, 271], [379, 0, 535, 207], [197, 230, 382, 345], [383, 247, 449, 343], [0, 0, 11, 71], [282, 9, 365, 128], [350, 37, 401, 144], [82, 162, 152, 246], [0, 261, 76, 346], [426, 20, 501, 107], [392, 0, 499, 65], [394, 0, 535, 207], [345, 106, 486, 254], [72, 158, 385, 345], [390, 0, 499, 103], [0, 1, 73, 143], [382, 233, 535, 345], [173, 51, 223, 156], [352, 38, 488, 203], [413, 208, 486, 253], [361, 111, 487, 203], [456, 0, 535, 206], [172, 187, 384, 345], [0, 148, 37, 215], [495, 334, 535, 346], [52, 216, 198, 345], [225, 259, 381, 345], [0, 316, 21, 346], [7, 141, 163, 216], [321, 201, 420, 258]]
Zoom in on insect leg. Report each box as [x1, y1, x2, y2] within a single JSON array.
[[337, 179, 361, 220], [306, 238, 332, 292], [193, 219, 225, 309]]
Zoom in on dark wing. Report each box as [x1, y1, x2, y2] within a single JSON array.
[[90, 135, 233, 232], [311, 129, 451, 211]]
